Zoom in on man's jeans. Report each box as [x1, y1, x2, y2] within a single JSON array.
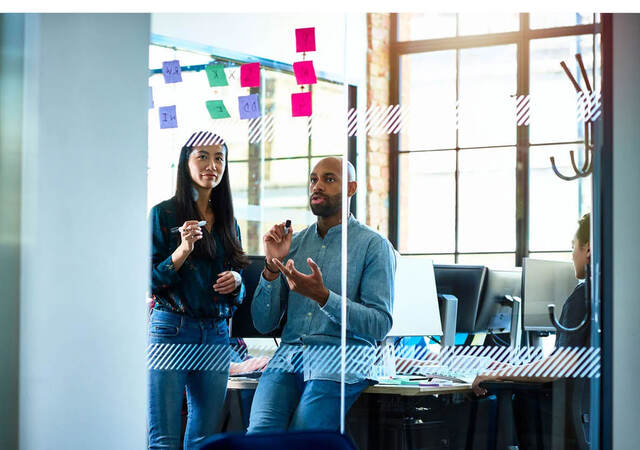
[[247, 367, 370, 433], [147, 309, 230, 450]]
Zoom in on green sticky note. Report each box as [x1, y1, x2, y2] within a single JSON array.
[[206, 100, 231, 119], [205, 63, 228, 87]]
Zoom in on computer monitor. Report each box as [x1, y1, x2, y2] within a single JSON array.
[[229, 255, 282, 338], [388, 256, 443, 337], [522, 258, 579, 331], [434, 265, 487, 333], [475, 267, 522, 333]]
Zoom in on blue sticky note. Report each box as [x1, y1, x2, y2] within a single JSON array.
[[162, 60, 182, 83], [148, 86, 154, 109], [238, 94, 261, 120], [159, 105, 178, 129]]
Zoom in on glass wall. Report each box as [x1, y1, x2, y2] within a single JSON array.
[[145, 12, 603, 450]]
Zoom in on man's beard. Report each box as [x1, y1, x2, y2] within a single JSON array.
[[310, 193, 342, 217]]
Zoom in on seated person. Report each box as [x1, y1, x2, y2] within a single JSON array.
[[472, 213, 591, 449], [247, 157, 396, 433]]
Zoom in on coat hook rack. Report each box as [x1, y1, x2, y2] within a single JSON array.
[[550, 53, 596, 181]]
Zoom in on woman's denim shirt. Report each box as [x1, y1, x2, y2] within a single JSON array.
[[150, 198, 245, 319]]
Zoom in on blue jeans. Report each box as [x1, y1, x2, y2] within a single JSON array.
[[147, 309, 230, 450], [247, 368, 370, 433]]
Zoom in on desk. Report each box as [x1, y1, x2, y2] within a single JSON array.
[[227, 377, 474, 449], [228, 377, 471, 396]]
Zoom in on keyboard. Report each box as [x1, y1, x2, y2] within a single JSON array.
[[229, 371, 263, 379]]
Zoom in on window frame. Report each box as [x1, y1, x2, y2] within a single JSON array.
[[389, 13, 600, 266]]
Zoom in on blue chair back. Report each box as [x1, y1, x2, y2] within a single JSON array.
[[199, 430, 358, 450]]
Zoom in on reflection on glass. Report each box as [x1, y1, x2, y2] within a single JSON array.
[[529, 13, 595, 29], [459, 45, 517, 147], [399, 51, 456, 151], [398, 151, 456, 253], [458, 13, 519, 36], [530, 35, 597, 144], [397, 13, 456, 41], [529, 144, 592, 251], [458, 147, 516, 252]]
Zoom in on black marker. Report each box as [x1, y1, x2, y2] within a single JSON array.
[[284, 219, 291, 236]]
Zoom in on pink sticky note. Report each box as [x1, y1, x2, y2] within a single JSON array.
[[240, 63, 260, 88], [293, 61, 317, 85], [295, 27, 316, 53], [291, 92, 312, 117]]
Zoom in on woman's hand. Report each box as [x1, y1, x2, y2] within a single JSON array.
[[178, 220, 203, 254], [472, 373, 500, 396], [214, 271, 239, 294]]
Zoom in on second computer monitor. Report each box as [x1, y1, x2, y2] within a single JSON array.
[[522, 258, 579, 331], [474, 267, 522, 333], [434, 264, 487, 333]]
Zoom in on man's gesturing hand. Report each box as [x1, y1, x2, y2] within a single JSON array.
[[272, 257, 330, 306]]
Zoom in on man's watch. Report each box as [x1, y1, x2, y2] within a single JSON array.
[[264, 257, 279, 274]]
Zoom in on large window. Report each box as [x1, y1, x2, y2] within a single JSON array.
[[148, 43, 349, 254], [392, 13, 599, 266]]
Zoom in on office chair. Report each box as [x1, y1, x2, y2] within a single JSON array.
[[199, 430, 359, 450]]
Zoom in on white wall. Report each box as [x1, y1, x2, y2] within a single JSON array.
[[19, 14, 150, 449], [612, 13, 640, 450]]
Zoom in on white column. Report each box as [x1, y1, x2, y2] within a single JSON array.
[[612, 13, 640, 450], [19, 14, 150, 450]]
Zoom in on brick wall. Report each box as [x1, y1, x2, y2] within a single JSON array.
[[366, 13, 391, 237]]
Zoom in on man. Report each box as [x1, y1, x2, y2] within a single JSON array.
[[247, 157, 396, 432]]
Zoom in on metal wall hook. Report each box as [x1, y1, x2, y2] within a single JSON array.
[[547, 303, 590, 333], [550, 155, 583, 181], [547, 264, 591, 334]]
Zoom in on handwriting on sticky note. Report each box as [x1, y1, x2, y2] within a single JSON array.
[[149, 86, 154, 109], [162, 60, 182, 83], [238, 94, 261, 120], [295, 27, 316, 53], [291, 92, 312, 117], [159, 105, 178, 129], [240, 63, 260, 88], [293, 61, 317, 85], [206, 100, 231, 119], [206, 63, 228, 87]]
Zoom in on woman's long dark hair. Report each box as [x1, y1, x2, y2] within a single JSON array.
[[174, 132, 248, 270]]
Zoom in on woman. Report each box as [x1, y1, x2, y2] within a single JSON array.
[[472, 213, 591, 449], [472, 212, 591, 394], [148, 131, 249, 449]]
